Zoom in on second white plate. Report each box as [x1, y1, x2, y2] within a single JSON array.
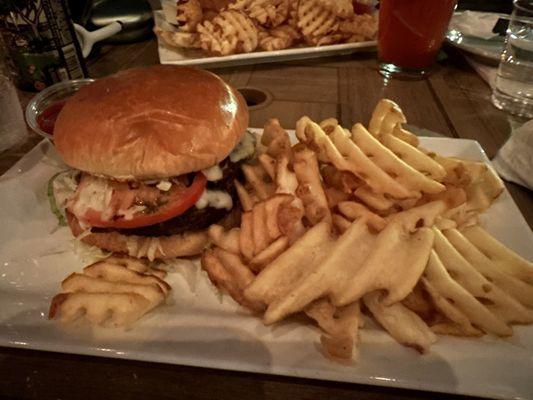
[[154, 11, 377, 68]]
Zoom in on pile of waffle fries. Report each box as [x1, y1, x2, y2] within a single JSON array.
[[201, 99, 533, 360], [156, 0, 378, 56]]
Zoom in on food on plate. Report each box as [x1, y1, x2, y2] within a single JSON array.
[[176, 0, 204, 32], [258, 24, 300, 51], [49, 65, 253, 260], [47, 92, 532, 362], [155, 0, 377, 56], [199, 99, 533, 361], [49, 256, 171, 327], [196, 10, 259, 56]]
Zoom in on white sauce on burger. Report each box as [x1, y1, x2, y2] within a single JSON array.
[[201, 165, 223, 181], [69, 177, 114, 221], [195, 189, 233, 210]]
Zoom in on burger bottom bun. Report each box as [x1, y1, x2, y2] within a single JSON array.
[[67, 212, 208, 259]]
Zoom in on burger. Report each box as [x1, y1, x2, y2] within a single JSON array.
[[49, 65, 254, 260]]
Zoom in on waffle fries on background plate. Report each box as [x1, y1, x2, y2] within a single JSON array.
[[49, 98, 533, 363], [156, 0, 377, 58]]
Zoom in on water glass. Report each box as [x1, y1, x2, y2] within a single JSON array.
[[492, 0, 533, 119]]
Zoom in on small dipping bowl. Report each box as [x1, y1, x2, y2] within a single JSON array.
[[26, 78, 95, 140]]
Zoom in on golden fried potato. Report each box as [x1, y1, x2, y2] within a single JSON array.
[[176, 0, 203, 32], [433, 228, 533, 326], [293, 144, 332, 225], [201, 248, 264, 312], [363, 291, 437, 354], [423, 249, 512, 336], [197, 10, 258, 55], [297, 0, 339, 45], [49, 257, 172, 328]]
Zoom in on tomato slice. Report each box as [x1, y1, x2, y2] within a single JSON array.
[[82, 173, 207, 229]]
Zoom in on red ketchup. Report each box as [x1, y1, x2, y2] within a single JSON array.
[[36, 100, 66, 136]]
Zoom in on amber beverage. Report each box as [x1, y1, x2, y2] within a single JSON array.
[[378, 0, 457, 77]]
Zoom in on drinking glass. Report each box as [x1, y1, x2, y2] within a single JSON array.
[[378, 0, 457, 78], [491, 0, 533, 119]]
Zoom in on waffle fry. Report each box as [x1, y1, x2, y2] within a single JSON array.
[[235, 180, 256, 211], [260, 206, 436, 325], [62, 273, 166, 305], [208, 225, 241, 254], [423, 250, 511, 336], [363, 291, 437, 353], [316, 0, 353, 18], [352, 123, 445, 195], [252, 0, 291, 28], [242, 163, 276, 200], [422, 277, 483, 337], [201, 248, 264, 311], [244, 221, 333, 304], [104, 255, 167, 279], [241, 194, 299, 260], [49, 292, 154, 327], [368, 99, 406, 137], [297, 117, 415, 199], [297, 0, 339, 45], [380, 133, 446, 181], [461, 225, 533, 285], [197, 10, 258, 55], [259, 24, 300, 51], [293, 144, 331, 225], [287, 0, 299, 29], [261, 118, 292, 158], [229, 0, 289, 27], [176, 0, 204, 32], [306, 299, 361, 360], [198, 0, 233, 11], [49, 256, 171, 328], [433, 229, 533, 326], [444, 229, 533, 308], [337, 201, 386, 231], [338, 13, 378, 40]]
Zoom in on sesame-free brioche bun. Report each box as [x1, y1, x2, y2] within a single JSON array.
[[54, 65, 248, 180]]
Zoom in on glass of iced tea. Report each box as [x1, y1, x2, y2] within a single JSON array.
[[378, 0, 457, 78]]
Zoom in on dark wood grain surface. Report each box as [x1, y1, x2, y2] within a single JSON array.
[[0, 37, 531, 400]]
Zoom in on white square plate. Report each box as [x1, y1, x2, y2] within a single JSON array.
[[154, 10, 377, 68], [0, 135, 532, 399]]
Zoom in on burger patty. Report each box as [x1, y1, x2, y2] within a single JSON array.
[[92, 159, 242, 237]]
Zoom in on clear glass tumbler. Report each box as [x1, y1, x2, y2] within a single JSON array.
[[492, 0, 533, 119]]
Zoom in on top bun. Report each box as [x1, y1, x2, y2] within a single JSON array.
[[54, 65, 248, 180]]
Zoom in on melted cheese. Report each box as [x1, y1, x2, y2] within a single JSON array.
[[69, 177, 114, 221], [201, 165, 223, 181], [195, 189, 233, 210]]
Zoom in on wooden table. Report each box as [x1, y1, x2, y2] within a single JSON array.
[[0, 38, 531, 400]]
